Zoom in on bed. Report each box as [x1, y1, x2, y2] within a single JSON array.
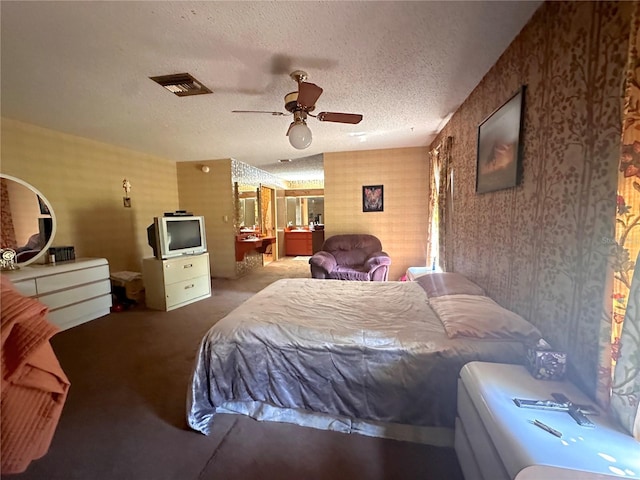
[[187, 274, 541, 445]]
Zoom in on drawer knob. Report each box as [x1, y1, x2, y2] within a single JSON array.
[[185, 284, 195, 289], [183, 264, 193, 269]]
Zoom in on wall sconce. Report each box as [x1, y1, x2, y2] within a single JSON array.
[[201, 165, 210, 173], [122, 178, 132, 207]]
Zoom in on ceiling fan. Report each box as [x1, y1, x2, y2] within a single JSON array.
[[232, 70, 363, 150]]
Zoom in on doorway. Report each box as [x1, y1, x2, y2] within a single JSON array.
[[259, 185, 276, 265]]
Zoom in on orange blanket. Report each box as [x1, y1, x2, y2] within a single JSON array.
[[1, 275, 70, 474]]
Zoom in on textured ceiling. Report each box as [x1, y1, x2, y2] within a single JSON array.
[[1, 1, 542, 178]]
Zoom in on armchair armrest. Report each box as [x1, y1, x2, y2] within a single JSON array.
[[364, 251, 391, 271], [309, 251, 337, 275]]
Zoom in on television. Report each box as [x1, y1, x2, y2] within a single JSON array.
[[147, 215, 207, 260]]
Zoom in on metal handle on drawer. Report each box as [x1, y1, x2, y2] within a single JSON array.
[[183, 264, 193, 269], [184, 284, 195, 290]]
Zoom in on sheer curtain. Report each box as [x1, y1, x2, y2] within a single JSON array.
[[427, 137, 453, 272], [611, 251, 640, 439], [427, 149, 440, 269], [602, 2, 640, 440]]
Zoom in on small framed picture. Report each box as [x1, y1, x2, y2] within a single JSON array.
[[123, 197, 132, 208], [362, 185, 383, 212]]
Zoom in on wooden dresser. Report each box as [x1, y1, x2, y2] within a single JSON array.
[[3, 257, 112, 331], [284, 229, 324, 256]]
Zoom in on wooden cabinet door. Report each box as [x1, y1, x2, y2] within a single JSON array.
[[285, 232, 312, 256]]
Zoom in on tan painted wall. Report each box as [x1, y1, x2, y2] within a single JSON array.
[[1, 118, 179, 273], [176, 160, 236, 278], [324, 147, 429, 280]]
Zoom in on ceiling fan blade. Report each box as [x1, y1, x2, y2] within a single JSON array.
[[317, 112, 363, 124], [297, 82, 323, 108], [232, 110, 287, 116]]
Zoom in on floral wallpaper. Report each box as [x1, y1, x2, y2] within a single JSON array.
[[430, 1, 632, 398]]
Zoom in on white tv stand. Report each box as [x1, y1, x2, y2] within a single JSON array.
[[2, 257, 112, 331], [142, 253, 211, 311]]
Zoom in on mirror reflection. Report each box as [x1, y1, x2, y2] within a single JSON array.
[[239, 196, 257, 229], [286, 196, 324, 226], [237, 185, 258, 232], [0, 174, 56, 266]]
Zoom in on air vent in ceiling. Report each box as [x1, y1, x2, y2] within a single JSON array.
[[149, 73, 212, 97]]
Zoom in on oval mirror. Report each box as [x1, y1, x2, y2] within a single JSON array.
[[0, 174, 57, 268]]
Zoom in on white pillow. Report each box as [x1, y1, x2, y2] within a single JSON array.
[[429, 294, 542, 341], [415, 273, 486, 298]]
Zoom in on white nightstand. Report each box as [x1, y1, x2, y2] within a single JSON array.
[[455, 361, 640, 480]]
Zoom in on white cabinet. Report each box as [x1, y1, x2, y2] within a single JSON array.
[[3, 258, 112, 331], [455, 362, 640, 480], [142, 253, 211, 311]]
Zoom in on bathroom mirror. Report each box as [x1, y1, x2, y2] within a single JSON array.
[[235, 182, 259, 232], [0, 174, 56, 267], [286, 196, 324, 226], [238, 193, 257, 229]]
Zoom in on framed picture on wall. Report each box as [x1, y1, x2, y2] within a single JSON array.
[[362, 185, 383, 212], [476, 85, 526, 194]]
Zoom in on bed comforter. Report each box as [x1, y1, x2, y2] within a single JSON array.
[[187, 278, 534, 438]]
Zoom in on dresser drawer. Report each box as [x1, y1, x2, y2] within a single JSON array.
[[165, 275, 211, 309], [39, 279, 111, 310], [12, 278, 37, 297], [48, 294, 112, 330], [36, 264, 110, 294], [2, 258, 112, 331], [162, 255, 209, 284]]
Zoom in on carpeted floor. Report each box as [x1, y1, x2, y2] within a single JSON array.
[[2, 257, 464, 480]]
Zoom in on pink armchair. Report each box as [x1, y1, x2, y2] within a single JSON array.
[[309, 234, 391, 281]]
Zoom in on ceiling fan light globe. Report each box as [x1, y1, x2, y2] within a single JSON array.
[[289, 123, 312, 149]]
